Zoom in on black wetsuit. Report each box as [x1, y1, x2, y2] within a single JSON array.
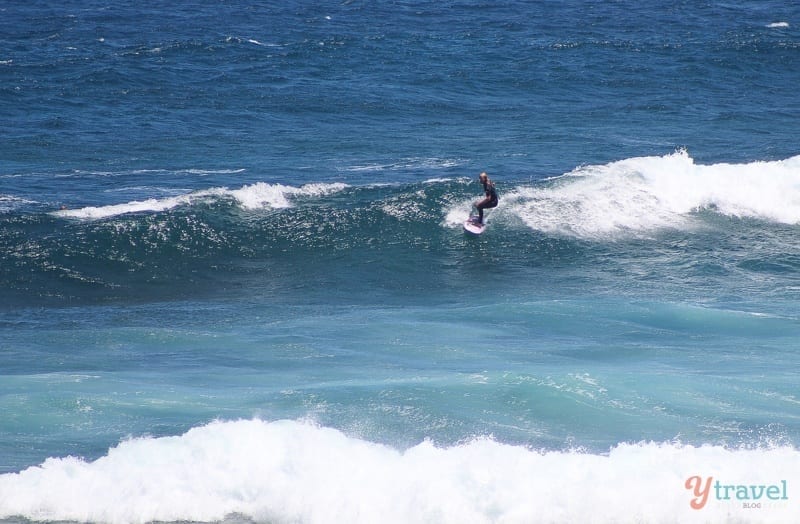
[[476, 179, 498, 223]]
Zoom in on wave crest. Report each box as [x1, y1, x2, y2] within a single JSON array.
[[53, 182, 348, 220], [1, 419, 798, 524], [507, 151, 800, 239]]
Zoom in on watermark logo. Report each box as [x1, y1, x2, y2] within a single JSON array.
[[685, 475, 789, 510]]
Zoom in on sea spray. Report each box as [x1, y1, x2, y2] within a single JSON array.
[[1, 419, 797, 524], [53, 183, 349, 220], [499, 151, 800, 239]]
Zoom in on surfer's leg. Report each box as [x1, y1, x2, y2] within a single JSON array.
[[478, 197, 497, 223], [475, 198, 485, 223], [475, 200, 484, 223], [476, 197, 492, 223]]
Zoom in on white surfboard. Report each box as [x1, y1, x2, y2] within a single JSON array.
[[463, 217, 485, 235]]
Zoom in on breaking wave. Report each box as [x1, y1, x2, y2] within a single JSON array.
[[52, 182, 348, 220], [0, 419, 797, 524], [513, 151, 800, 239]]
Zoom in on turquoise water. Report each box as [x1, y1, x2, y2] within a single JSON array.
[[2, 1, 800, 522]]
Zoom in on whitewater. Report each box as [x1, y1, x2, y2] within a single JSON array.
[[53, 182, 349, 220], [1, 419, 797, 524]]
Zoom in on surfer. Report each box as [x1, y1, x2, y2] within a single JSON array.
[[474, 172, 498, 224]]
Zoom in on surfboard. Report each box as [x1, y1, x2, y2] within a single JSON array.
[[463, 217, 485, 235]]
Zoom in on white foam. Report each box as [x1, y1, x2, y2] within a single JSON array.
[[230, 182, 347, 210], [422, 177, 455, 184], [506, 151, 800, 239], [52, 190, 222, 220], [444, 200, 475, 227], [0, 195, 35, 213], [767, 22, 790, 28], [52, 182, 348, 219], [0, 419, 797, 524]]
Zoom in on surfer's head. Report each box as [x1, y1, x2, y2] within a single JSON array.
[[479, 172, 488, 182]]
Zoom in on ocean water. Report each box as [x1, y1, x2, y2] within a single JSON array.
[[2, 1, 800, 522]]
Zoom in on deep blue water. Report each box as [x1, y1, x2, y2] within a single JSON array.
[[2, 1, 800, 522]]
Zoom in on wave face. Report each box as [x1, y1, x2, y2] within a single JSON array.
[[0, 419, 797, 524], [49, 151, 800, 232]]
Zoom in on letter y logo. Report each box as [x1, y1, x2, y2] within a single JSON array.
[[685, 475, 713, 510]]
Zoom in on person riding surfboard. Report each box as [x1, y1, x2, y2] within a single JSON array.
[[473, 172, 498, 224]]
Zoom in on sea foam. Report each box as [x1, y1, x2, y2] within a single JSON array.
[[0, 195, 35, 213], [0, 419, 797, 524], [229, 182, 347, 210], [52, 182, 348, 220], [506, 151, 800, 239]]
